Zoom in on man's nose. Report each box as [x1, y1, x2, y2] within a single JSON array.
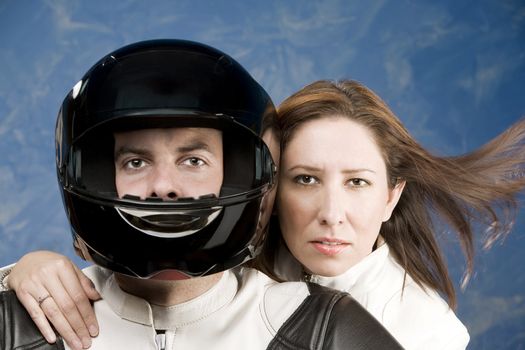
[[149, 167, 180, 200], [317, 185, 345, 227]]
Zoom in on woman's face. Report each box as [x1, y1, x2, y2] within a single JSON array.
[[277, 116, 404, 276]]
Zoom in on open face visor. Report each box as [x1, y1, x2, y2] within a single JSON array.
[[58, 113, 275, 278], [55, 39, 278, 278]]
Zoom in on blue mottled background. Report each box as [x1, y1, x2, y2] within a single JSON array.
[[1, 1, 524, 348]]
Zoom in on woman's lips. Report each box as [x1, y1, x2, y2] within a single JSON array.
[[310, 238, 350, 256]]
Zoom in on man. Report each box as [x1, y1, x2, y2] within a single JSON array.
[[0, 39, 401, 349]]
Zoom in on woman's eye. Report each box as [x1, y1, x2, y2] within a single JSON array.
[[294, 175, 318, 185], [183, 157, 206, 167], [348, 178, 369, 187]]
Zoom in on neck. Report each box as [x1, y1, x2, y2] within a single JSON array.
[[115, 271, 224, 306]]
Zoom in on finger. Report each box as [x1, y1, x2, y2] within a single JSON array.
[[40, 296, 86, 350], [74, 264, 101, 301], [66, 265, 100, 337], [16, 289, 58, 344], [44, 271, 94, 347]]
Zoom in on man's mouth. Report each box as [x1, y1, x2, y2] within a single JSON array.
[[150, 270, 191, 281]]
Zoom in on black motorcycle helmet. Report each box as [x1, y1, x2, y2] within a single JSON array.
[[55, 39, 276, 278]]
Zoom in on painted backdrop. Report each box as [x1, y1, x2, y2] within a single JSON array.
[[1, 1, 524, 348]]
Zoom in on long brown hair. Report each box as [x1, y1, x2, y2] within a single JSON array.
[[257, 79, 525, 308]]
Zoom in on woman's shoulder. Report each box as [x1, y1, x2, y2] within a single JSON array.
[[383, 282, 469, 349], [377, 257, 469, 349]]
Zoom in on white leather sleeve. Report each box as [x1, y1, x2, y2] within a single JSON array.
[[0, 263, 17, 291]]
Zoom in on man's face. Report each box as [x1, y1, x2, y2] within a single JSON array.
[[114, 127, 223, 200]]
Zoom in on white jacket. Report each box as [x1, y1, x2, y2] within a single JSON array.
[[68, 265, 310, 350], [1, 262, 406, 349], [275, 242, 470, 350]]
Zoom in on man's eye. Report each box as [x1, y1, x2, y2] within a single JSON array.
[[183, 157, 206, 167], [125, 159, 146, 169], [294, 175, 317, 185]]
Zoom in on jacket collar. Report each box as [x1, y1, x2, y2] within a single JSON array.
[[275, 238, 391, 296], [91, 267, 237, 330], [306, 242, 389, 296]]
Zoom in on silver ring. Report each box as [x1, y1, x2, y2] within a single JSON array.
[[37, 294, 52, 306]]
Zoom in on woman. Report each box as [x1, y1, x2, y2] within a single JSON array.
[[3, 80, 525, 349], [254, 80, 525, 348], [255, 80, 525, 348]]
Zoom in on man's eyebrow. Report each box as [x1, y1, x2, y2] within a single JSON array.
[[177, 141, 214, 153], [114, 146, 150, 159], [114, 140, 216, 159]]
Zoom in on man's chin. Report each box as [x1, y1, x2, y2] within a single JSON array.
[[150, 270, 192, 281]]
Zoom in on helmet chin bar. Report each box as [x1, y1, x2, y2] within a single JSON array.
[[116, 206, 223, 238]]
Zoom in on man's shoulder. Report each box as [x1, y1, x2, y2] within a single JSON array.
[[231, 268, 401, 349], [81, 264, 111, 290], [232, 267, 310, 334], [263, 280, 310, 333], [233, 267, 309, 301], [266, 283, 404, 350]]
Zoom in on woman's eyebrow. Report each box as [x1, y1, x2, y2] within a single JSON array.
[[286, 165, 321, 172], [286, 164, 376, 174], [342, 168, 376, 175]]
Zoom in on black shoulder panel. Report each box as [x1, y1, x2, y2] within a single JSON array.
[[267, 283, 404, 349], [0, 290, 64, 350]]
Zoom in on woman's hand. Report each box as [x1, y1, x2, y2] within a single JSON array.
[[7, 251, 101, 350]]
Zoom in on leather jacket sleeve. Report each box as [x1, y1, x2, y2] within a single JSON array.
[[0, 290, 64, 350], [267, 283, 404, 349]]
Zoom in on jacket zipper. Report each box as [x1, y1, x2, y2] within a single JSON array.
[[302, 270, 320, 284], [155, 330, 166, 350]]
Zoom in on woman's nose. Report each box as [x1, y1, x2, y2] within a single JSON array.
[[317, 185, 345, 226]]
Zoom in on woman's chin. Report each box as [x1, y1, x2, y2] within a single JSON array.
[[304, 261, 353, 277]]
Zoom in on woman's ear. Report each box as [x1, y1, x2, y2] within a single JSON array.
[[382, 180, 406, 222]]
